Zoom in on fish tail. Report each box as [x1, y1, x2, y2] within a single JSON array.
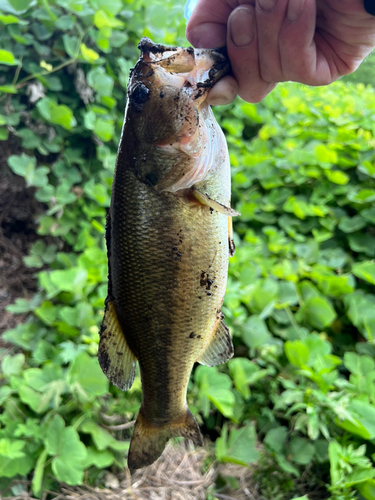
[[127, 406, 203, 472]]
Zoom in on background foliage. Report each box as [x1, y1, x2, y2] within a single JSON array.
[[0, 0, 375, 498]]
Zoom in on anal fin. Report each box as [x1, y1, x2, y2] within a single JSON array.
[[192, 189, 240, 217], [98, 301, 137, 391], [197, 313, 234, 367]]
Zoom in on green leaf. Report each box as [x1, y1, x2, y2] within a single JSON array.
[[1, 353, 24, 376], [0, 452, 34, 478], [325, 169, 349, 185], [264, 426, 287, 453], [36, 98, 76, 130], [0, 438, 25, 459], [242, 315, 272, 349], [80, 420, 129, 451], [357, 479, 375, 500], [315, 144, 338, 164], [62, 34, 79, 57], [228, 358, 262, 399], [303, 296, 337, 330], [285, 341, 309, 368], [289, 437, 315, 464], [80, 42, 99, 63], [216, 423, 259, 465], [338, 215, 366, 233], [352, 261, 375, 285], [8, 0, 32, 11], [94, 118, 114, 142], [0, 13, 20, 23], [0, 49, 18, 65], [67, 352, 108, 401], [82, 446, 114, 468], [195, 366, 235, 418], [93, 9, 123, 37], [46, 415, 87, 485]]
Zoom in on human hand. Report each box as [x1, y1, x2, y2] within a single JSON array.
[[186, 0, 375, 104]]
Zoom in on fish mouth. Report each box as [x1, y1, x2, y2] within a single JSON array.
[[135, 37, 230, 99]]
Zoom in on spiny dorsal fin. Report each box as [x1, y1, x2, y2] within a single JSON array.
[[98, 301, 137, 391], [192, 188, 240, 217], [197, 313, 234, 366]]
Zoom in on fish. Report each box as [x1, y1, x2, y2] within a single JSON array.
[[98, 37, 239, 472]]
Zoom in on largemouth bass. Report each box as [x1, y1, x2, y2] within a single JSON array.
[[98, 38, 238, 472]]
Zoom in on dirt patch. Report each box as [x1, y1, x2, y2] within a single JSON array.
[[1, 441, 260, 500], [0, 139, 44, 338]]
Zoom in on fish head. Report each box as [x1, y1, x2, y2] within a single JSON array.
[[124, 38, 230, 194], [126, 38, 229, 144]]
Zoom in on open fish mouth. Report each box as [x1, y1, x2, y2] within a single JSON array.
[[137, 37, 229, 93], [127, 37, 230, 112]]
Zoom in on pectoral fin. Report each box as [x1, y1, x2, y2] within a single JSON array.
[[197, 314, 234, 366], [98, 301, 137, 391], [192, 189, 240, 217]]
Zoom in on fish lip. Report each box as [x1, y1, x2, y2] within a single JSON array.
[[136, 37, 230, 89]]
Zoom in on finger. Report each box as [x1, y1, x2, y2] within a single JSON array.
[[227, 4, 276, 102], [186, 0, 232, 48], [255, 0, 290, 82], [206, 75, 239, 105], [278, 0, 324, 84]]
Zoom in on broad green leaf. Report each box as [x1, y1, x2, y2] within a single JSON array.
[[80, 420, 129, 451], [325, 169, 349, 185], [67, 352, 108, 401], [94, 118, 114, 142], [357, 479, 375, 500], [338, 216, 367, 233], [195, 365, 235, 418], [82, 446, 114, 468], [37, 98, 76, 130], [0, 13, 20, 23], [0, 439, 25, 459], [80, 42, 99, 63], [264, 426, 287, 453], [0, 48, 18, 65], [289, 437, 315, 464], [352, 261, 375, 285], [1, 353, 24, 376], [216, 423, 259, 465], [285, 340, 309, 368], [243, 315, 272, 349], [303, 296, 337, 330]]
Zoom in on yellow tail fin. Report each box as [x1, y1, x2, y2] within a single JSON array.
[[127, 407, 203, 472]]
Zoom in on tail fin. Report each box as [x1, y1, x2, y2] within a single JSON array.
[[127, 406, 203, 472]]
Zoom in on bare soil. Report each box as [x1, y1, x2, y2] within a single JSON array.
[[0, 140, 43, 339]]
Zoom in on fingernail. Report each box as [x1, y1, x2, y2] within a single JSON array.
[[287, 0, 305, 22], [208, 95, 229, 106], [229, 6, 255, 48], [258, 0, 277, 13]]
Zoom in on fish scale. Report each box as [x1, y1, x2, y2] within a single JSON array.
[[98, 38, 238, 472]]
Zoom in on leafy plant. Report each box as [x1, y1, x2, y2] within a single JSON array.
[[1, 0, 375, 498]]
